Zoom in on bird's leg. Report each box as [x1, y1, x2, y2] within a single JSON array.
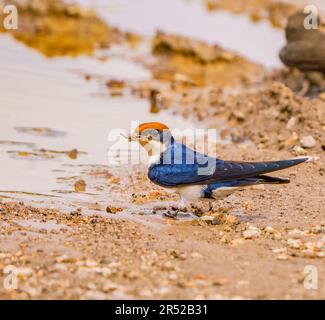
[[208, 200, 213, 212]]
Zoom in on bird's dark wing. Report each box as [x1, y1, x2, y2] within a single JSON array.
[[203, 175, 290, 198], [148, 141, 308, 187], [203, 158, 308, 183]]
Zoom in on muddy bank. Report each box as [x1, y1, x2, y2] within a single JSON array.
[[150, 31, 264, 87], [0, 0, 139, 56], [205, 0, 303, 28]]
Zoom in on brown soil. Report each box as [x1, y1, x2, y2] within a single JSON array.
[[204, 0, 302, 28]]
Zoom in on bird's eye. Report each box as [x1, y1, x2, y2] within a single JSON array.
[[147, 136, 153, 141]]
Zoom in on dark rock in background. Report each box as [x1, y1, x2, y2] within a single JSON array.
[[280, 11, 325, 72]]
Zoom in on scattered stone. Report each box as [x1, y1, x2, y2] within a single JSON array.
[[311, 225, 325, 234], [287, 238, 302, 249], [54, 263, 68, 271], [213, 277, 229, 286], [16, 267, 33, 278], [293, 145, 307, 156], [243, 226, 261, 239], [264, 226, 276, 234], [74, 179, 86, 192], [231, 238, 245, 245], [106, 206, 123, 214], [55, 254, 76, 263], [288, 229, 305, 239], [272, 247, 287, 254], [200, 215, 221, 225], [300, 135, 316, 149], [191, 252, 202, 258], [277, 253, 290, 260], [286, 116, 296, 129]]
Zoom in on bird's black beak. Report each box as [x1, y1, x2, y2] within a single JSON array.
[[121, 133, 141, 142]]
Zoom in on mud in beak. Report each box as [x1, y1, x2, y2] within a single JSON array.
[[121, 133, 141, 142]]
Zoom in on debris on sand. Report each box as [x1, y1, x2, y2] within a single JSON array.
[[151, 31, 263, 86], [74, 179, 86, 192]]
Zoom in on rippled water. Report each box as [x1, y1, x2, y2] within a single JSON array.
[[75, 0, 285, 68], [0, 0, 288, 217], [0, 34, 193, 206]]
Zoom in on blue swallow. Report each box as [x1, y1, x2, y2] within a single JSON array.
[[128, 122, 310, 217]]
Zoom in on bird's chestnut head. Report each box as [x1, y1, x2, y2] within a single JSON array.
[[128, 122, 172, 145], [127, 122, 173, 162]]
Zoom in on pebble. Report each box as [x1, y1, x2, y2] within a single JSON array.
[[293, 145, 307, 156], [54, 263, 68, 271], [300, 135, 316, 148], [243, 226, 261, 239], [264, 226, 276, 234], [16, 267, 34, 278], [277, 253, 290, 260], [287, 238, 302, 249], [201, 215, 221, 225], [191, 252, 202, 258], [74, 179, 86, 192], [288, 229, 305, 239], [272, 247, 287, 254], [106, 206, 123, 214]]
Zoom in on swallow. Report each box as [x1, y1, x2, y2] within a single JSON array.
[[127, 122, 310, 217]]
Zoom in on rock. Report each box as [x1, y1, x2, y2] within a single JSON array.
[[286, 116, 296, 129], [243, 226, 261, 239], [191, 252, 202, 258], [311, 225, 325, 234], [16, 267, 33, 278], [54, 263, 68, 271], [319, 92, 325, 101], [288, 229, 305, 239], [162, 261, 175, 271], [280, 12, 325, 72], [264, 226, 276, 234], [106, 206, 123, 214], [272, 247, 287, 254], [293, 145, 307, 156], [287, 238, 302, 249], [201, 215, 221, 225], [277, 253, 290, 260], [300, 135, 316, 148], [74, 179, 86, 192]]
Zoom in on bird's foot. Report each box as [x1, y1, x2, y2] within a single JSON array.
[[190, 204, 204, 216], [163, 210, 178, 219]]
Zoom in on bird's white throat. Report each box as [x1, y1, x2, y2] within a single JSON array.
[[142, 140, 167, 165]]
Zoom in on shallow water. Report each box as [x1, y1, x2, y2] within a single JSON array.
[[75, 0, 285, 68], [0, 0, 289, 221], [0, 35, 194, 208]]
